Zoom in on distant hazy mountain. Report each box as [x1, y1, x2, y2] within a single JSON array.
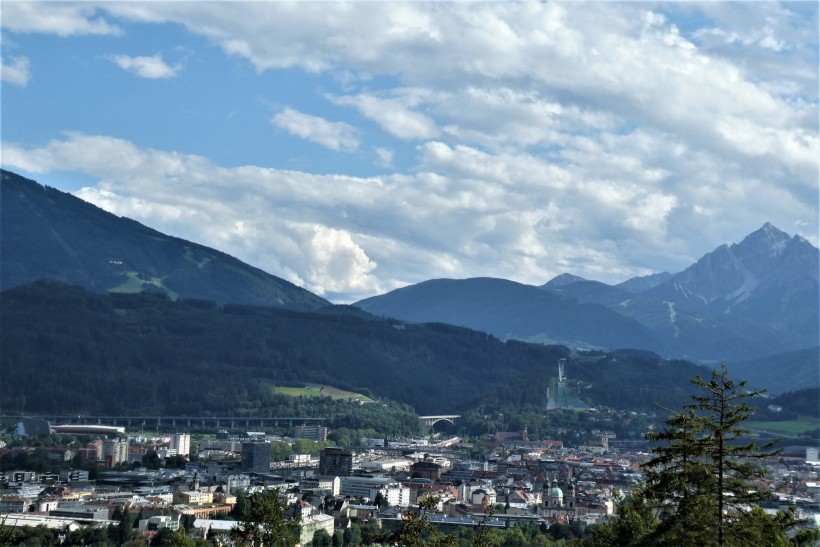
[[731, 346, 819, 396], [356, 277, 663, 351], [356, 223, 818, 362], [616, 272, 673, 293], [0, 170, 328, 310], [541, 273, 588, 289]]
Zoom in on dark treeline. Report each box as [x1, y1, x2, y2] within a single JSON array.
[[1, 281, 756, 425], [1, 281, 564, 416]]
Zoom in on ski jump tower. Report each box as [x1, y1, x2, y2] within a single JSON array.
[[555, 358, 569, 407], [547, 358, 569, 410]]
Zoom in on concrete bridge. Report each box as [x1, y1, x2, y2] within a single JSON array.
[[419, 415, 461, 427]]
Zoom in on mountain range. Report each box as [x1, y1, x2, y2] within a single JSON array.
[[1, 169, 817, 397], [356, 224, 818, 363]]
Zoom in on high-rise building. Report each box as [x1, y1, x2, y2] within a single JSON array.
[[293, 425, 328, 442], [319, 447, 353, 477], [102, 438, 129, 468], [170, 434, 191, 457], [241, 441, 272, 474]]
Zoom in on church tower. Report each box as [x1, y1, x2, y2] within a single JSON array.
[[543, 477, 564, 508]]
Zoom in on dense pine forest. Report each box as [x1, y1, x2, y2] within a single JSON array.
[[4, 281, 725, 419]]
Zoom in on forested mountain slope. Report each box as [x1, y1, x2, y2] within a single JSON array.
[[0, 170, 327, 309], [1, 282, 712, 417]]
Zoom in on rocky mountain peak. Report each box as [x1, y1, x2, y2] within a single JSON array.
[[733, 222, 791, 259], [646, 223, 817, 328]]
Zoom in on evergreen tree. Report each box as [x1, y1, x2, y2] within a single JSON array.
[[641, 408, 718, 545], [585, 364, 818, 547], [680, 364, 776, 546], [639, 364, 817, 546], [232, 489, 248, 519]]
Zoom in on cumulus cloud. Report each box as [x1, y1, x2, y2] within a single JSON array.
[[1, 55, 30, 86], [331, 91, 438, 140], [272, 108, 359, 152], [0, 2, 121, 36], [1, 3, 817, 301], [87, 3, 815, 169], [4, 132, 816, 303], [303, 225, 380, 297], [109, 54, 180, 79]]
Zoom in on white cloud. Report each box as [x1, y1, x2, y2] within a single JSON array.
[[4, 132, 816, 303], [272, 108, 359, 152], [0, 3, 121, 36], [48, 4, 809, 138], [90, 3, 815, 174], [109, 54, 180, 79], [373, 147, 394, 168], [1, 55, 30, 86], [331, 91, 438, 140], [303, 225, 380, 297], [1, 3, 817, 301]]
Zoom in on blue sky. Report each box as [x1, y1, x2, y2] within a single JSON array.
[[2, 2, 818, 302]]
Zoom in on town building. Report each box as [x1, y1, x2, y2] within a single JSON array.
[[102, 438, 129, 468], [293, 425, 328, 442], [138, 515, 181, 535], [319, 448, 353, 477], [241, 441, 272, 474], [299, 513, 335, 546], [300, 475, 341, 497], [410, 461, 445, 481], [59, 469, 90, 483], [173, 490, 214, 505], [0, 496, 28, 513], [340, 476, 410, 507], [171, 433, 191, 457]]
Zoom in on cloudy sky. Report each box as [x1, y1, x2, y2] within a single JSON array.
[[2, 2, 817, 302]]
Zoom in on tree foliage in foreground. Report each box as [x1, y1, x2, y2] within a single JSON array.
[[230, 488, 300, 547], [376, 497, 458, 547], [583, 364, 820, 547]]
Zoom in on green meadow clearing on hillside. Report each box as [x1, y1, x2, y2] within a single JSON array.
[[110, 271, 179, 299], [745, 419, 818, 435], [274, 384, 374, 402]]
